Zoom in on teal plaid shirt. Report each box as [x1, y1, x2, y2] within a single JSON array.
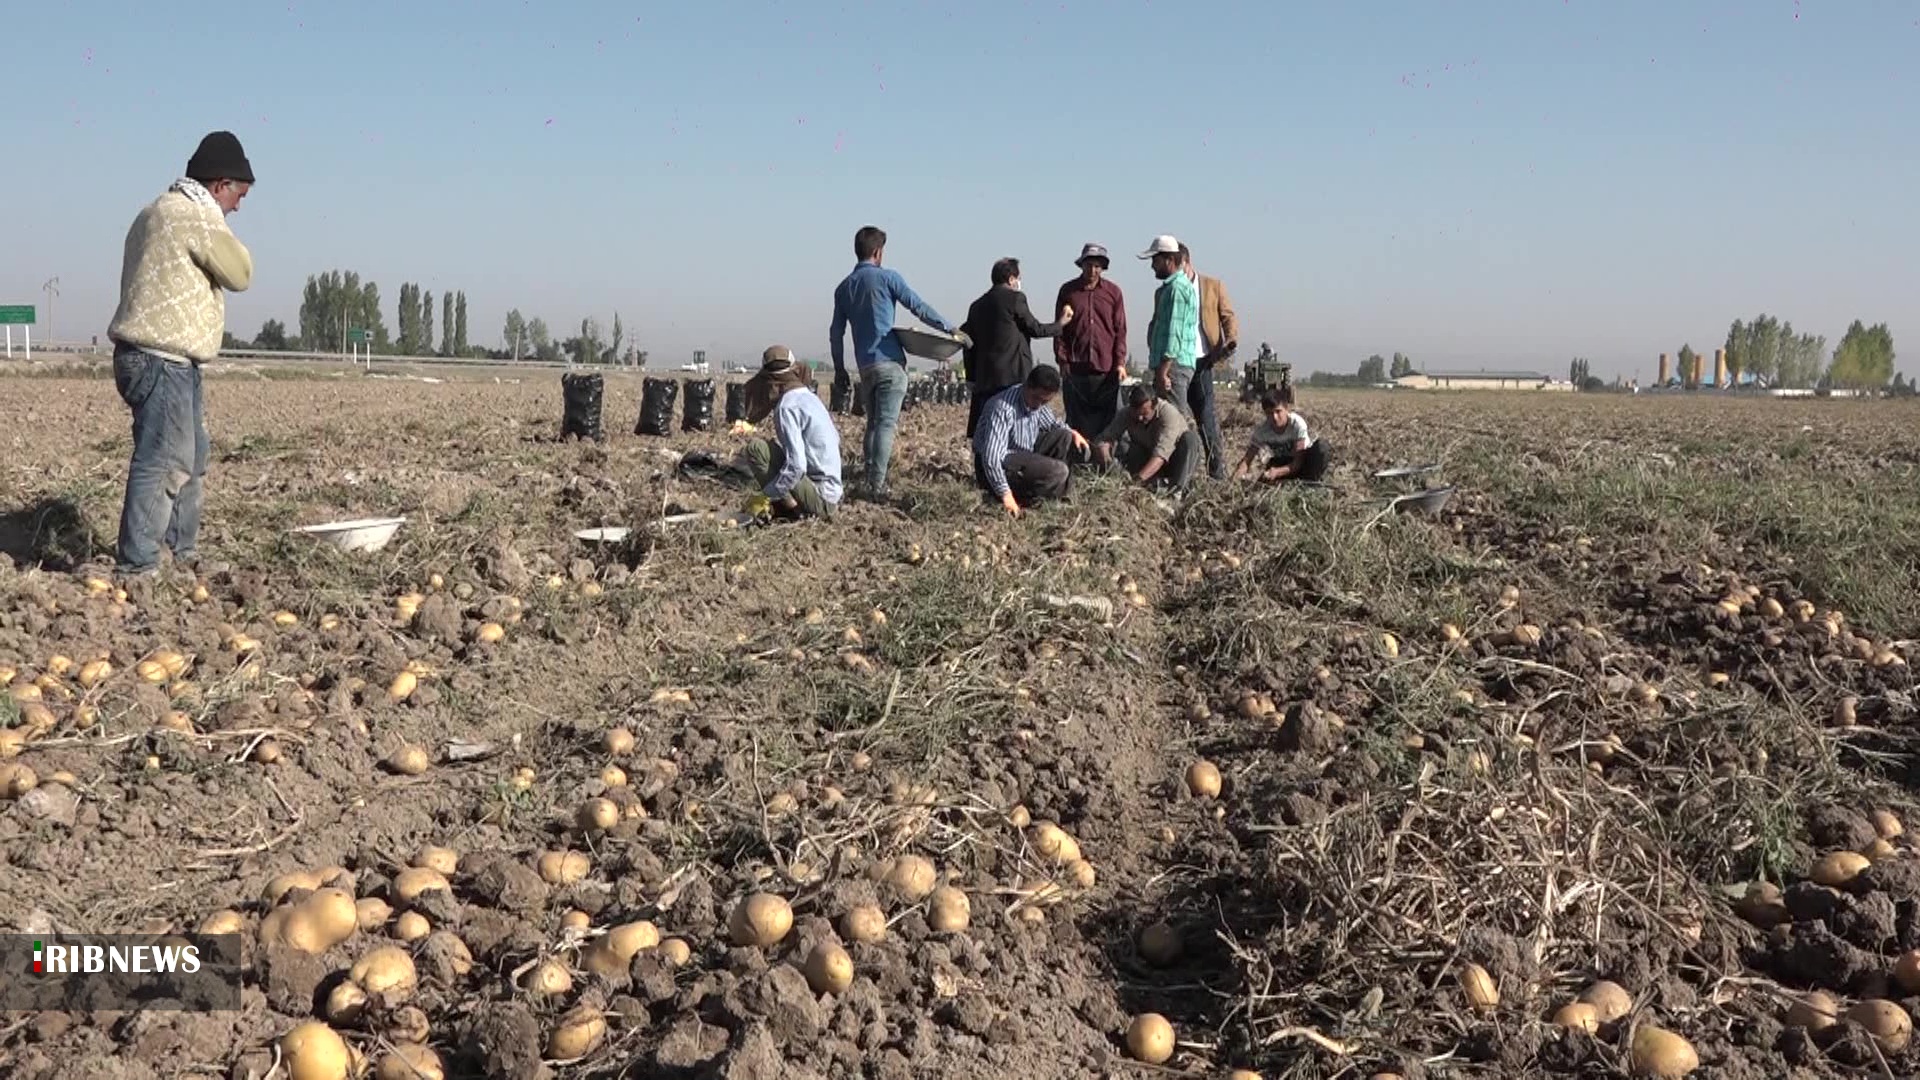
[[1148, 271, 1199, 370]]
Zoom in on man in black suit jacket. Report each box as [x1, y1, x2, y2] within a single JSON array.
[[959, 257, 1074, 437]]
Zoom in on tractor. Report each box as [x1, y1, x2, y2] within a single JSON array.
[[1239, 343, 1293, 404]]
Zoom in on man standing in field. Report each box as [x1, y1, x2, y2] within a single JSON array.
[[830, 225, 956, 501], [106, 131, 255, 575], [1053, 243, 1128, 440], [959, 257, 1072, 438], [1179, 243, 1236, 480], [1139, 235, 1198, 421]]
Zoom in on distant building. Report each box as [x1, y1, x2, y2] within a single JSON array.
[[1394, 370, 1571, 392]]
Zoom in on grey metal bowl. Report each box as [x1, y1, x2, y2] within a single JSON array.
[[893, 327, 970, 361], [1391, 486, 1456, 515]]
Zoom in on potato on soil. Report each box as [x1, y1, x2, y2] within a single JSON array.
[[927, 886, 971, 933], [1872, 809, 1903, 839], [1786, 990, 1840, 1032], [1031, 822, 1081, 865], [1458, 962, 1498, 1011], [728, 892, 794, 948], [373, 1043, 445, 1080], [280, 1020, 352, 1080], [383, 745, 430, 776], [393, 912, 431, 942], [1847, 1000, 1912, 1054], [576, 797, 620, 833], [1, 763, 39, 799], [1810, 851, 1871, 888], [523, 958, 574, 996], [583, 920, 660, 976], [547, 1005, 607, 1059], [1553, 1002, 1600, 1033], [260, 888, 358, 954], [657, 938, 692, 966], [537, 850, 590, 885], [349, 945, 419, 998], [355, 898, 393, 931], [323, 980, 368, 1024], [1628, 1025, 1698, 1078], [880, 854, 938, 900], [1138, 922, 1182, 966], [805, 941, 855, 994], [841, 905, 887, 944], [393, 867, 451, 906], [198, 909, 245, 935], [1577, 980, 1633, 1024], [411, 846, 459, 876], [1125, 1013, 1175, 1064], [1185, 760, 1222, 799], [603, 727, 636, 755]]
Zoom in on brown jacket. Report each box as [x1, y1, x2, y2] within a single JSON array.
[[1193, 272, 1237, 361]]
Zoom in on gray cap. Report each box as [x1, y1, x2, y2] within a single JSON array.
[[1075, 243, 1110, 267]]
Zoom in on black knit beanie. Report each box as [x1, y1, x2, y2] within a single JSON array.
[[186, 131, 254, 184]]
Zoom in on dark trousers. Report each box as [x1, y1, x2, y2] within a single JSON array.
[[1187, 363, 1226, 479], [1122, 429, 1203, 494], [1063, 369, 1121, 439], [1268, 440, 1332, 483], [966, 383, 1015, 439], [975, 427, 1083, 507], [113, 346, 209, 573]]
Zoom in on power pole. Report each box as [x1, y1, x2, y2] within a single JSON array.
[[41, 277, 58, 343]]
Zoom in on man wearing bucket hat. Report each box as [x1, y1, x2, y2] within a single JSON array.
[[1139, 234, 1199, 423], [106, 130, 255, 575], [740, 346, 842, 521], [1052, 243, 1128, 439]]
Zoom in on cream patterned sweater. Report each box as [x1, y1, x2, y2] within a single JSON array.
[[107, 189, 253, 364]]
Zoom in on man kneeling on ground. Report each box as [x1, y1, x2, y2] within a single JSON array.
[[1093, 384, 1202, 494], [972, 365, 1090, 519], [742, 346, 843, 520], [1233, 385, 1330, 483]]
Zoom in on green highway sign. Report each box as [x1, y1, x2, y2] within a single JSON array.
[[0, 305, 35, 325], [347, 328, 370, 345]]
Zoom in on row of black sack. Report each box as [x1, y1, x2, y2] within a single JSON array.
[[559, 372, 971, 442]]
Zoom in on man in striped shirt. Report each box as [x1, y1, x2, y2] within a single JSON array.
[[970, 365, 1090, 518]]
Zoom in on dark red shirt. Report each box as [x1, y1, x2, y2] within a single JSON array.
[[1052, 276, 1128, 375]]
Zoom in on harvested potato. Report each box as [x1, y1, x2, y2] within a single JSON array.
[[260, 888, 358, 955], [373, 1043, 444, 1080], [1578, 980, 1633, 1024], [393, 868, 451, 906], [412, 846, 459, 876], [1553, 1002, 1600, 1034], [927, 886, 971, 933], [1847, 1000, 1912, 1054], [576, 797, 620, 833], [523, 958, 573, 996], [546, 1005, 606, 1059], [1786, 990, 1840, 1032], [198, 909, 246, 936], [1629, 1025, 1698, 1078], [604, 728, 636, 756], [383, 745, 430, 776], [1459, 963, 1498, 1011], [1031, 823, 1081, 865], [840, 905, 887, 944], [728, 893, 794, 948], [805, 941, 854, 995], [881, 855, 937, 901], [355, 898, 393, 932], [323, 980, 368, 1025], [536, 850, 590, 885], [1185, 760, 1222, 799], [1138, 922, 1182, 966], [657, 938, 692, 967], [1125, 1013, 1175, 1064], [1810, 851, 1871, 888], [280, 1021, 352, 1080], [583, 920, 659, 977], [393, 912, 431, 943], [349, 946, 418, 998]]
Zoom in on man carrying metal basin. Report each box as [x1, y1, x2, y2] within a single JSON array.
[[105, 131, 255, 575], [828, 225, 956, 502]]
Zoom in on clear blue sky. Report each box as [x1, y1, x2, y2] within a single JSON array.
[[4, 0, 1914, 380]]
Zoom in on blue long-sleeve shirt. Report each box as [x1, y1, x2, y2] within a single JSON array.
[[830, 260, 953, 373], [768, 387, 844, 505], [970, 384, 1066, 497]]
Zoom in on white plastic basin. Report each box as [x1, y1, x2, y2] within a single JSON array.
[[293, 517, 406, 553]]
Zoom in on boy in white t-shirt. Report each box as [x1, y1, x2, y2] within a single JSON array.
[[1234, 385, 1331, 483]]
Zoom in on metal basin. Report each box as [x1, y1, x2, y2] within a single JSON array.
[[893, 327, 969, 361]]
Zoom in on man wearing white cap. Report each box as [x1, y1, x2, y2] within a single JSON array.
[[1139, 235, 1199, 420]]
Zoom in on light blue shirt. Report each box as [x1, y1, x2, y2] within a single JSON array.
[[768, 387, 843, 505], [830, 260, 953, 372]]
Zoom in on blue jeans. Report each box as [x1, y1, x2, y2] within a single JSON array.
[[113, 346, 209, 573], [858, 361, 909, 494]]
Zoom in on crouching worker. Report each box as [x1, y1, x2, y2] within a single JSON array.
[[1093, 384, 1202, 494], [972, 365, 1090, 519], [742, 346, 843, 520], [1234, 385, 1330, 483]]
